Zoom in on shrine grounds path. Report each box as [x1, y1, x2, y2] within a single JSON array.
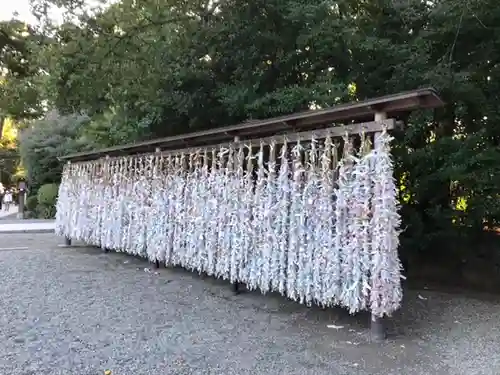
[[0, 233, 499, 375]]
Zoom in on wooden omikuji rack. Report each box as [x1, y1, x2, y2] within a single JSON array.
[[59, 88, 445, 341]]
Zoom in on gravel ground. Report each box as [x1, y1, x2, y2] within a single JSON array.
[[0, 214, 17, 220], [0, 218, 53, 223], [0, 233, 499, 375], [0, 210, 18, 220]]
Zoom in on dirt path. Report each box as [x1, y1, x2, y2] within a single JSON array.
[[0, 233, 498, 375]]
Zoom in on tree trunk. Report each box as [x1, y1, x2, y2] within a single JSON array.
[[0, 116, 4, 139]]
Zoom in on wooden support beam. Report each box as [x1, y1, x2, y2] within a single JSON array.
[[94, 118, 396, 163], [370, 316, 387, 342], [59, 236, 72, 247], [230, 134, 242, 294], [370, 111, 389, 342]]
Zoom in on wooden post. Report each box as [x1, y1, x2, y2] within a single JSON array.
[[152, 148, 161, 269], [374, 111, 387, 123], [370, 111, 388, 342], [17, 190, 25, 219], [232, 282, 240, 294], [16, 181, 27, 219], [231, 136, 241, 295], [370, 315, 386, 341], [103, 155, 111, 253]]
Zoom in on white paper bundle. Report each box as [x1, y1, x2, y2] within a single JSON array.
[[370, 130, 404, 317], [56, 131, 404, 318]]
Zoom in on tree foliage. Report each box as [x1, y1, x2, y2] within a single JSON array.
[[1, 0, 500, 256], [0, 20, 45, 120], [18, 111, 91, 191], [0, 117, 20, 185]]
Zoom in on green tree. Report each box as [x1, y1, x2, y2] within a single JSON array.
[[0, 20, 46, 120], [8, 0, 500, 263], [18, 111, 91, 191], [0, 118, 20, 186]]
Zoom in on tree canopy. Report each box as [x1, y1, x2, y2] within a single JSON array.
[[1, 0, 500, 255]]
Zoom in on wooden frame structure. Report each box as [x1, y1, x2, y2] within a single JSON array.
[[59, 88, 445, 341], [60, 88, 443, 162]]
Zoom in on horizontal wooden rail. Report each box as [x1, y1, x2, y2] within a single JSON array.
[[67, 119, 396, 164]]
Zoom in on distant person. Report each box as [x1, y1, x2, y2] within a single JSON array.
[[0, 184, 3, 210], [3, 190, 13, 211]]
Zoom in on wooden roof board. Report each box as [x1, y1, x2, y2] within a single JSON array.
[[60, 87, 444, 162]]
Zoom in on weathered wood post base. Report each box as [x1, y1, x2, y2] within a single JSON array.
[[370, 315, 386, 342], [59, 236, 72, 247], [155, 259, 160, 269], [17, 189, 25, 219], [231, 282, 240, 295]]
